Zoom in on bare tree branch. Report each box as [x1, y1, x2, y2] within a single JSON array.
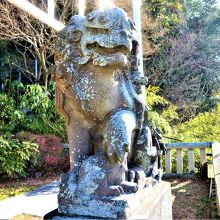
[[0, 0, 76, 86]]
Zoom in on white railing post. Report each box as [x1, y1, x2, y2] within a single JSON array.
[[176, 149, 183, 174], [165, 149, 171, 173], [200, 148, 206, 165], [188, 149, 195, 173]]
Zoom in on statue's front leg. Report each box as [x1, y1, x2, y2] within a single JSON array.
[[103, 110, 137, 164], [58, 117, 92, 199], [67, 117, 92, 171], [100, 110, 138, 194]]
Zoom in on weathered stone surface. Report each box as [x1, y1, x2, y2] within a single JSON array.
[[51, 4, 168, 219], [45, 181, 172, 220]]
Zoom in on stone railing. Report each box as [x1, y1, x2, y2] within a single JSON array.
[[212, 142, 220, 216], [164, 142, 220, 217], [164, 142, 212, 174]]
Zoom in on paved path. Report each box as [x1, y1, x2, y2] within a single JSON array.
[[0, 181, 59, 219]]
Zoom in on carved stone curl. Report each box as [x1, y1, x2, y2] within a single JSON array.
[[52, 7, 165, 217]]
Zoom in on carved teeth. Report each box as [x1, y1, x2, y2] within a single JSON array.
[[87, 42, 129, 55]]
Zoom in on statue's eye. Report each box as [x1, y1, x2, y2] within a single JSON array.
[[87, 12, 96, 21], [99, 14, 107, 23]]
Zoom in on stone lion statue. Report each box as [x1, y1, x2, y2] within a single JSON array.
[[52, 6, 165, 212]]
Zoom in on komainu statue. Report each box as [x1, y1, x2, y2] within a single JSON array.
[[52, 6, 166, 219]]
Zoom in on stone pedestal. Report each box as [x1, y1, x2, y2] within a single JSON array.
[[44, 181, 172, 220], [132, 181, 172, 220]]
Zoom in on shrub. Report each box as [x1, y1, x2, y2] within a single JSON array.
[[16, 133, 70, 176], [0, 93, 24, 135], [146, 86, 179, 136], [32, 134, 70, 175], [20, 83, 67, 142], [165, 102, 220, 174], [173, 103, 220, 143], [0, 136, 38, 177]]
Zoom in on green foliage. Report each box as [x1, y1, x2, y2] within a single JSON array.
[[185, 0, 219, 29], [144, 0, 183, 28], [20, 83, 66, 141], [0, 93, 25, 134], [20, 84, 51, 114], [0, 82, 66, 141], [10, 80, 25, 102], [173, 103, 220, 142], [0, 136, 38, 177], [146, 86, 179, 135]]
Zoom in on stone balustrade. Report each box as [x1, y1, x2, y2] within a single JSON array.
[[164, 142, 212, 174]]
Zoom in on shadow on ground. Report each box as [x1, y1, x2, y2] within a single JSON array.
[[163, 176, 212, 219]]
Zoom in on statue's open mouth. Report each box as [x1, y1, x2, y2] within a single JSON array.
[[86, 42, 129, 56]]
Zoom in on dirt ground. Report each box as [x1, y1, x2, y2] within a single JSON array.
[[164, 176, 212, 219]]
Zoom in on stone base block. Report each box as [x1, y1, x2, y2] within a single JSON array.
[[44, 181, 172, 220]]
